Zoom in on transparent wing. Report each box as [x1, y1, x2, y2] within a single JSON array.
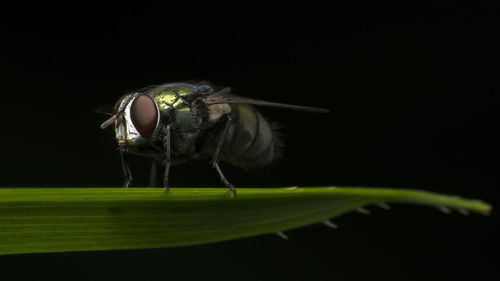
[[202, 87, 330, 113]]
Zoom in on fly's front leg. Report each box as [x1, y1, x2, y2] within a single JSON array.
[[120, 150, 132, 188], [210, 116, 237, 197], [163, 125, 171, 191]]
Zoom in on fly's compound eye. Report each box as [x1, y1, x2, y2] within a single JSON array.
[[130, 94, 159, 136]]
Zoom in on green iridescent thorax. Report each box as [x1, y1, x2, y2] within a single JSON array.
[[149, 86, 201, 158], [153, 87, 193, 111]]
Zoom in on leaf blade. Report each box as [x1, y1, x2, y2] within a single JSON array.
[[0, 187, 491, 255]]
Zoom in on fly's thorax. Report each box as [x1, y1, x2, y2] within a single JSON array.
[[154, 86, 232, 126], [153, 89, 197, 141], [169, 107, 198, 156], [154, 87, 191, 111]]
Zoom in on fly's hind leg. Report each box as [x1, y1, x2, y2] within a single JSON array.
[[120, 150, 132, 188], [212, 161, 236, 197], [210, 116, 237, 197]]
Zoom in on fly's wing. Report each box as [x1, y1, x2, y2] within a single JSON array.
[[202, 87, 330, 113]]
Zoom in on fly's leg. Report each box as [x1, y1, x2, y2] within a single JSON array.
[[149, 160, 157, 187], [213, 162, 236, 197], [120, 150, 132, 188], [210, 116, 237, 197], [163, 125, 171, 191]]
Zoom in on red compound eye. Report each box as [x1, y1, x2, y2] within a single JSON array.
[[130, 95, 159, 136]]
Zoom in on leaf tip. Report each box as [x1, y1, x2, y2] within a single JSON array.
[[479, 202, 492, 216]]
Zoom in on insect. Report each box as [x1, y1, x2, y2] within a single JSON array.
[[100, 81, 329, 197]]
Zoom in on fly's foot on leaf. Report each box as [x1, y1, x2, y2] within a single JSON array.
[[210, 160, 237, 198], [123, 177, 132, 188], [229, 185, 237, 198]]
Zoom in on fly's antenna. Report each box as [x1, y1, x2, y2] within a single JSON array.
[[96, 104, 116, 129], [100, 95, 134, 129], [100, 115, 118, 129]]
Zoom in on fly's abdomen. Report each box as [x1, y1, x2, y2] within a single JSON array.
[[221, 104, 281, 168]]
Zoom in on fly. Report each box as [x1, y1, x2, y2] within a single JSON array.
[[100, 81, 329, 197]]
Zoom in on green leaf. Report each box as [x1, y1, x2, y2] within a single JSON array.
[[0, 187, 491, 256]]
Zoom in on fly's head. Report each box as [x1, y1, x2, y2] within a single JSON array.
[[100, 93, 160, 151]]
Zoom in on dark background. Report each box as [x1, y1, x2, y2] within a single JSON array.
[[0, 2, 498, 280]]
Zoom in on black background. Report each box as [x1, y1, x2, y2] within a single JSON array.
[[0, 2, 498, 281]]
